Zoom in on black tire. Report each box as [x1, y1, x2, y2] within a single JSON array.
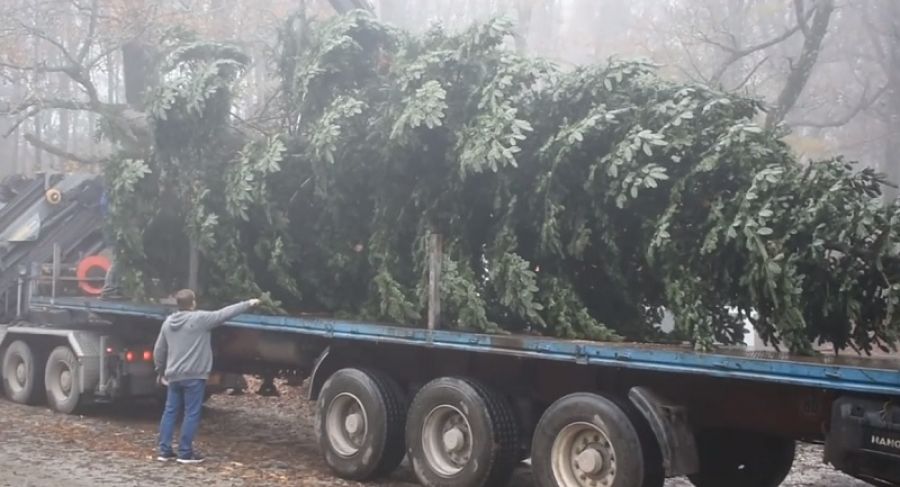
[[1, 340, 45, 405], [688, 429, 795, 487], [45, 346, 82, 414], [316, 368, 407, 480], [406, 377, 520, 487], [532, 393, 653, 487]]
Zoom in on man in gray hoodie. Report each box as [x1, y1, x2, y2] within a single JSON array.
[[154, 289, 260, 463]]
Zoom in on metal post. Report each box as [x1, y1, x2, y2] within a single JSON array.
[[98, 335, 108, 394], [427, 233, 442, 331], [51, 243, 60, 304], [188, 239, 199, 291], [16, 268, 23, 318], [28, 262, 38, 307]]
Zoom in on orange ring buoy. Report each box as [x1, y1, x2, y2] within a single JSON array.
[[76, 255, 111, 296]]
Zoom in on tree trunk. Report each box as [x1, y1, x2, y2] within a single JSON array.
[[30, 8, 41, 175], [514, 0, 535, 53], [254, 45, 267, 109], [58, 75, 71, 170], [122, 41, 156, 110], [107, 53, 117, 104], [882, 1, 900, 198], [12, 128, 20, 175], [531, 0, 560, 59], [766, 0, 836, 128], [31, 115, 41, 176]]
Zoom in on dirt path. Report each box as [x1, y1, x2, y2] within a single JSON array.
[[0, 379, 869, 486]]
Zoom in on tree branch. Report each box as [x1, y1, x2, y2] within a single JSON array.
[[5, 97, 94, 113], [709, 25, 803, 86], [701, 5, 815, 87], [1, 97, 114, 137], [16, 20, 78, 66], [2, 106, 41, 137], [0, 60, 100, 106], [0, 59, 71, 74], [730, 55, 769, 91], [23, 132, 95, 165], [790, 83, 889, 128]]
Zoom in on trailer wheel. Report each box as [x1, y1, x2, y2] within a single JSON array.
[[532, 393, 656, 487], [45, 346, 82, 414], [316, 368, 407, 480], [406, 377, 519, 487], [688, 429, 795, 487], [1, 340, 45, 405]]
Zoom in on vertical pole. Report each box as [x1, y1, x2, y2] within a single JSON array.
[[98, 335, 108, 394], [16, 270, 23, 318], [427, 233, 442, 331], [28, 262, 38, 306], [51, 243, 60, 304], [188, 239, 199, 291]]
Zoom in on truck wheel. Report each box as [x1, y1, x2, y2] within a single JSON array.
[[316, 368, 407, 480], [689, 429, 795, 487], [1, 340, 44, 405], [532, 393, 654, 487], [45, 346, 82, 414], [406, 377, 519, 487]]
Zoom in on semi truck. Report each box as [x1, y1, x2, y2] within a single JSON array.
[[1, 267, 900, 487], [1, 176, 900, 487]]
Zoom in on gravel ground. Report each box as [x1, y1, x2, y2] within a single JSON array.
[[0, 378, 871, 486]]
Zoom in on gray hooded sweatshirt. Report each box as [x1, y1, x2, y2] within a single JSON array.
[[153, 301, 254, 382]]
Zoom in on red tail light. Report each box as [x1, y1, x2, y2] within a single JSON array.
[[125, 351, 135, 362], [143, 350, 153, 361]]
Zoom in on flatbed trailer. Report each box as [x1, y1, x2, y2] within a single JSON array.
[[4, 295, 900, 487]]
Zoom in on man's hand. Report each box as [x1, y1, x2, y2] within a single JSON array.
[[157, 374, 168, 387], [249, 298, 261, 307]]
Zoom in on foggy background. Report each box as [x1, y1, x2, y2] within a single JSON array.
[[0, 0, 896, 183]]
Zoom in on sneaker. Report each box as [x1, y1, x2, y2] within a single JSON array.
[[157, 452, 177, 462], [176, 453, 206, 464]]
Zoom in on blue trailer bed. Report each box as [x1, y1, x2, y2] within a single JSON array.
[[31, 296, 900, 398]]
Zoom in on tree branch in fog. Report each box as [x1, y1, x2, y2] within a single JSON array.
[[790, 82, 888, 128], [23, 132, 94, 165]]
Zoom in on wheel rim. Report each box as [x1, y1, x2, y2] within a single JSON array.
[[8, 356, 26, 393], [421, 404, 473, 477], [325, 392, 368, 457], [47, 358, 74, 402], [551, 422, 617, 487]]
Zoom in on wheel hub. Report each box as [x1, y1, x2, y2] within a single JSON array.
[[551, 422, 617, 487], [442, 427, 465, 452], [422, 405, 473, 477], [325, 392, 368, 458], [59, 369, 72, 394], [575, 448, 604, 475], [14, 362, 25, 385], [344, 412, 363, 435]]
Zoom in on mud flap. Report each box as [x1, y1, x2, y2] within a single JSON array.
[[629, 386, 699, 477]]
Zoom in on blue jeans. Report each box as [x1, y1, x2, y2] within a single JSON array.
[[158, 378, 206, 458]]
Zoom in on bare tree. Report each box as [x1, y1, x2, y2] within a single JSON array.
[[0, 0, 156, 164]]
